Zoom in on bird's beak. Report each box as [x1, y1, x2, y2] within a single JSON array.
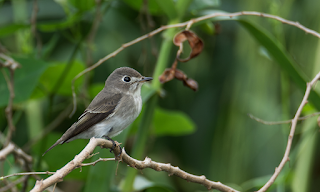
[[139, 76, 153, 82]]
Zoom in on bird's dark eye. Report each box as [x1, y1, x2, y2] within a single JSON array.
[[123, 76, 131, 82]]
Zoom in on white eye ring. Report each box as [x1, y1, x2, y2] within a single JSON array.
[[123, 76, 131, 82]]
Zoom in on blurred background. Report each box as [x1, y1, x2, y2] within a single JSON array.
[[1, 0, 320, 191]]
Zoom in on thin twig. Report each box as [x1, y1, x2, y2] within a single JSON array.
[[86, 0, 102, 66], [257, 72, 320, 192], [0, 176, 28, 192], [81, 0, 105, 107], [70, 11, 320, 117], [31, 0, 38, 38], [30, 138, 238, 192], [0, 54, 20, 146], [248, 112, 320, 125], [31, 0, 42, 54], [80, 157, 115, 166], [1, 172, 55, 180]]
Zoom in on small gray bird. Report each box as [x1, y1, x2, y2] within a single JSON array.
[[43, 67, 153, 155]]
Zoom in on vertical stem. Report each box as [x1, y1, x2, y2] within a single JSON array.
[[2, 69, 15, 146], [151, 24, 178, 90]]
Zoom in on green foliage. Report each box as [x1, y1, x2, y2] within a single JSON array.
[[122, 0, 164, 15], [237, 20, 320, 110], [1, 0, 320, 191], [153, 107, 196, 136], [0, 56, 48, 107], [36, 60, 85, 96], [0, 24, 29, 38]]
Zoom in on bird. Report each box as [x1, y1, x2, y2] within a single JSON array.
[[43, 67, 153, 156]]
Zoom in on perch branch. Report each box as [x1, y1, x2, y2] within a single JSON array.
[[69, 11, 320, 116], [257, 71, 320, 191], [30, 138, 238, 192]]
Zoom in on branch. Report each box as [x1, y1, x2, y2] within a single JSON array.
[[0, 142, 14, 160], [0, 132, 33, 164], [86, 0, 102, 66], [0, 176, 28, 192], [0, 53, 20, 146], [248, 112, 320, 125], [70, 11, 320, 116], [30, 138, 238, 192], [0, 171, 55, 180], [257, 72, 320, 192]]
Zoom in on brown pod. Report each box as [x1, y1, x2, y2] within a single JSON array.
[[159, 68, 175, 83], [183, 78, 198, 91], [174, 69, 187, 81]]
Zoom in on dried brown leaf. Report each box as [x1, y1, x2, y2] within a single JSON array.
[[174, 69, 187, 81], [159, 68, 175, 83], [183, 78, 198, 91], [173, 30, 203, 62]]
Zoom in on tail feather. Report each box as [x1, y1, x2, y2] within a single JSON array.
[[42, 139, 62, 156]]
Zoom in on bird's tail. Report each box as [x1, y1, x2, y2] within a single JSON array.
[[42, 139, 62, 156]]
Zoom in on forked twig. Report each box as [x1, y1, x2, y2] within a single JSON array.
[[257, 72, 320, 191]]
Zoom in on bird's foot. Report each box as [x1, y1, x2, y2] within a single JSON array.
[[102, 135, 122, 159]]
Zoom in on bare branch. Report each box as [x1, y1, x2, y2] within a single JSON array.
[[86, 0, 102, 66], [257, 72, 320, 191], [248, 112, 320, 125], [0, 171, 55, 180], [30, 138, 238, 192], [0, 176, 28, 192], [70, 11, 320, 117], [80, 157, 115, 166], [0, 54, 21, 146], [0, 132, 33, 164], [0, 143, 14, 160]]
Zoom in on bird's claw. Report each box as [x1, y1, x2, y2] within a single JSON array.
[[103, 135, 122, 158]]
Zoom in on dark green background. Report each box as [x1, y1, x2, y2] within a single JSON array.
[[0, 0, 319, 191]]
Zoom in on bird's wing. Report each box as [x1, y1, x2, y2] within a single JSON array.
[[42, 92, 122, 156], [61, 92, 122, 143], [42, 91, 122, 156]]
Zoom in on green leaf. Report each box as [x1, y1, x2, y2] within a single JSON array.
[[122, 0, 163, 16], [237, 19, 320, 110], [198, 10, 320, 111], [175, 0, 193, 19], [0, 56, 49, 107], [69, 0, 95, 12], [35, 60, 85, 96], [154, 0, 177, 20], [0, 24, 29, 37], [141, 84, 156, 103], [134, 175, 155, 191], [189, 0, 220, 13], [153, 108, 196, 136], [199, 21, 215, 35], [37, 13, 82, 32]]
